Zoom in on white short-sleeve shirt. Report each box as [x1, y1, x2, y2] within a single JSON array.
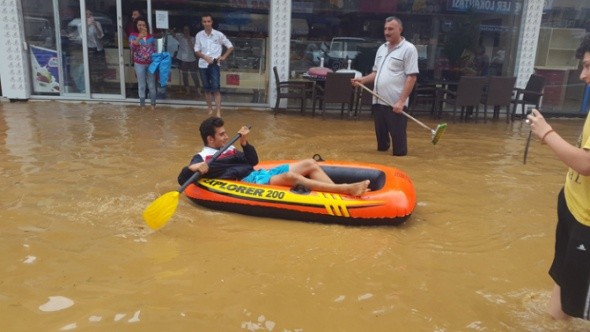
[[372, 38, 419, 106]]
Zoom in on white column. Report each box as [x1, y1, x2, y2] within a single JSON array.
[[269, 0, 292, 108], [0, 0, 31, 99], [514, 0, 544, 89]]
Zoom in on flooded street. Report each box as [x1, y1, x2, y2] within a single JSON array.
[[2, 100, 590, 331]]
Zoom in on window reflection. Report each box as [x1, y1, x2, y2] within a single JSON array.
[[148, 0, 269, 103], [290, 2, 519, 82]]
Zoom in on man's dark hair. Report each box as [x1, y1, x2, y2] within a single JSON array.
[[201, 14, 213, 21], [576, 34, 590, 59], [199, 117, 224, 145]]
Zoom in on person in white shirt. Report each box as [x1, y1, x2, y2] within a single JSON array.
[[172, 25, 201, 96], [86, 10, 107, 91], [352, 16, 419, 156], [194, 14, 234, 118]]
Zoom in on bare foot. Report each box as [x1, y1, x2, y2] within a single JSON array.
[[208, 109, 213, 116], [151, 105, 156, 111], [216, 112, 221, 118], [347, 180, 370, 196]]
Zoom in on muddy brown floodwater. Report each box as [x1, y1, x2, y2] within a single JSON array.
[[2, 100, 590, 331]]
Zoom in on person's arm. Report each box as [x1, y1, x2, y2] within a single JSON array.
[[93, 21, 104, 39], [193, 33, 203, 59], [195, 50, 211, 64], [352, 71, 376, 87], [130, 31, 147, 48], [236, 126, 258, 165], [218, 34, 234, 64], [241, 143, 259, 166], [218, 46, 233, 64], [129, 35, 138, 50], [527, 109, 590, 175], [392, 74, 417, 113], [194, 34, 214, 65], [177, 155, 208, 184]]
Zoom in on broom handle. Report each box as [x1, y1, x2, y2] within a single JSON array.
[[357, 83, 434, 132]]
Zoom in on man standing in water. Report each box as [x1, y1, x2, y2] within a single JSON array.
[[527, 35, 590, 321], [352, 16, 418, 156], [194, 14, 234, 118], [178, 117, 370, 196]]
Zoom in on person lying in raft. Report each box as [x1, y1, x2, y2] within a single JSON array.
[[177, 117, 370, 196]]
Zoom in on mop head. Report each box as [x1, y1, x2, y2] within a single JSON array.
[[431, 123, 447, 145]]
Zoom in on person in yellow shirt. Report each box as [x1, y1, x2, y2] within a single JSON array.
[[527, 34, 590, 320]]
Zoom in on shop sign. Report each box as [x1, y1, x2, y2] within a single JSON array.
[[447, 0, 514, 14], [480, 24, 510, 32], [229, 0, 270, 10], [227, 74, 240, 86]]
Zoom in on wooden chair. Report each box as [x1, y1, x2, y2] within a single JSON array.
[[409, 81, 437, 116], [434, 76, 488, 122], [272, 66, 312, 116], [353, 82, 374, 118], [312, 72, 356, 118], [511, 74, 545, 119], [480, 76, 516, 123]]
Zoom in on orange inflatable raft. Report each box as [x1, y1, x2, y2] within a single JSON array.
[[184, 160, 416, 226]]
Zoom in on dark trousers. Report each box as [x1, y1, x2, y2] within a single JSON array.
[[372, 104, 407, 156]]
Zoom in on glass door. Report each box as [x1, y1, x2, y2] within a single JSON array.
[[49, 0, 123, 98], [84, 0, 124, 98], [21, 0, 61, 95], [55, 0, 86, 95]]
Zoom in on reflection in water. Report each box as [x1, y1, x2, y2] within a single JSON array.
[[1, 100, 590, 331], [2, 103, 41, 175]]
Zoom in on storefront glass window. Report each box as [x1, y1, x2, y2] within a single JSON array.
[[22, 0, 61, 95], [142, 0, 269, 104], [536, 1, 590, 113], [290, 0, 521, 84], [22, 0, 122, 96], [58, 0, 88, 95]]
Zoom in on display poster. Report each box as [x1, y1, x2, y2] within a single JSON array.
[[30, 45, 60, 94], [155, 10, 169, 30]]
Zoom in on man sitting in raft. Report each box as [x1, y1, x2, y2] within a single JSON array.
[[178, 117, 370, 196]]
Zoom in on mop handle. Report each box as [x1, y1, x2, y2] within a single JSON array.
[[357, 83, 434, 133]]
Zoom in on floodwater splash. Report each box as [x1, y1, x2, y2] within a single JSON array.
[[39, 296, 74, 312]]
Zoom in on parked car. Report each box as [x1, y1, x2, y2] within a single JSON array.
[[303, 37, 381, 72], [324, 37, 381, 71], [24, 16, 55, 48]]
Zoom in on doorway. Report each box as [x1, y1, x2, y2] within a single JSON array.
[[22, 0, 125, 98]]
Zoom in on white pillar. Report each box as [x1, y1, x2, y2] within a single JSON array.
[[514, 0, 544, 89], [269, 0, 292, 108], [0, 0, 31, 99]]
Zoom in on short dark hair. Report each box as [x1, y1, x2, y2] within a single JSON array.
[[134, 16, 149, 31], [576, 34, 590, 59], [201, 14, 213, 21], [199, 117, 224, 145]]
